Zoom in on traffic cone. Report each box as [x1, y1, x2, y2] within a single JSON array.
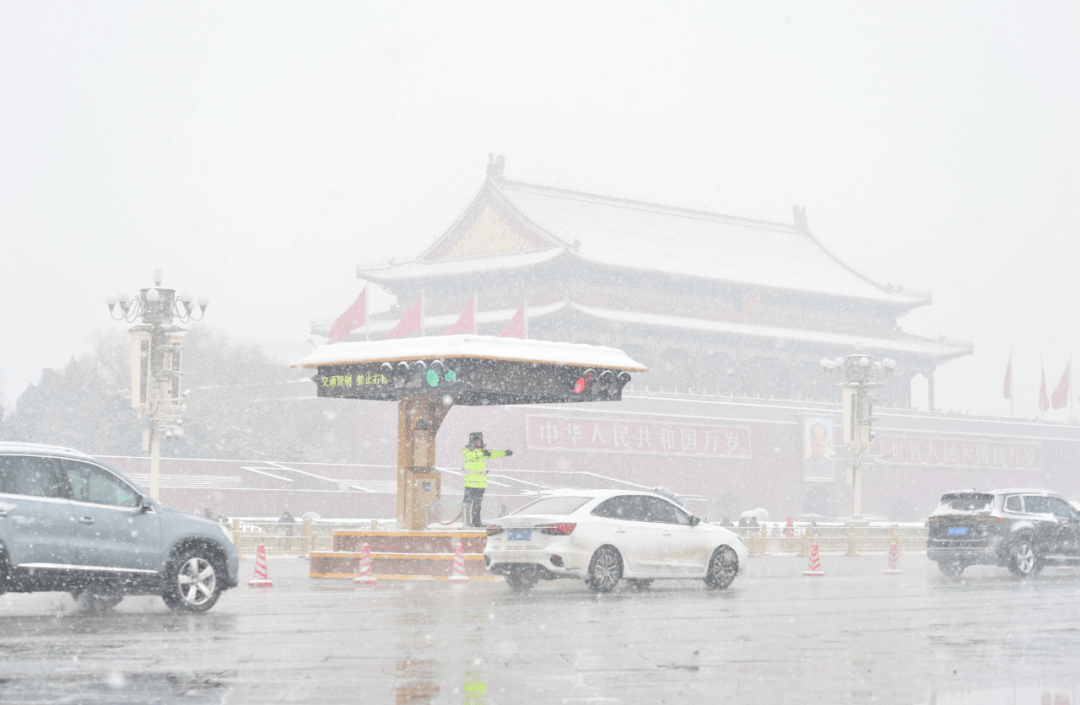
[[248, 543, 273, 587], [803, 542, 824, 576], [448, 542, 470, 583], [885, 542, 903, 575], [353, 542, 376, 586]]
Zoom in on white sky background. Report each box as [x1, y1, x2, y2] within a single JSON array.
[[1, 2, 1078, 420]]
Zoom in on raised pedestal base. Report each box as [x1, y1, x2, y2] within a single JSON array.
[[310, 530, 495, 581]]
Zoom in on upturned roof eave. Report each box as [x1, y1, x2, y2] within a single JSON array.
[[313, 299, 970, 360], [358, 245, 930, 309], [356, 173, 932, 309]]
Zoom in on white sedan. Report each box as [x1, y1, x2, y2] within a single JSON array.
[[483, 489, 748, 592]]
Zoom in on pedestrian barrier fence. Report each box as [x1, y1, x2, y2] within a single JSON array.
[[725, 522, 927, 557], [230, 518, 396, 555], [227, 517, 927, 558]]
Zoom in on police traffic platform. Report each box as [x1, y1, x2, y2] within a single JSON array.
[[292, 334, 646, 580]]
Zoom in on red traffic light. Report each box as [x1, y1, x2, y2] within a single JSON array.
[[572, 369, 597, 395]]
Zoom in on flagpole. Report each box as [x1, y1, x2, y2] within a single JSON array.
[[420, 289, 425, 337], [1040, 352, 1045, 422], [364, 284, 370, 341], [1070, 355, 1074, 424], [523, 298, 528, 339], [473, 290, 478, 335], [1010, 349, 1014, 419]]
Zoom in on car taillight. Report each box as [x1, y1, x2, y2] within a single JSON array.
[[486, 525, 504, 536], [537, 523, 576, 535]]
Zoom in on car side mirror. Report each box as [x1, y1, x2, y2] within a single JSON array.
[[137, 494, 151, 513], [689, 516, 700, 527]]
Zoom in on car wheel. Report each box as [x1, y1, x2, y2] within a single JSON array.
[[504, 565, 540, 592], [72, 590, 124, 612], [586, 546, 622, 593], [625, 579, 653, 591], [704, 546, 739, 589], [1009, 537, 1041, 578], [937, 560, 965, 579], [163, 548, 224, 613]]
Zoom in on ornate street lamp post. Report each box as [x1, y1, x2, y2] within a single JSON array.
[[105, 269, 208, 500], [820, 344, 896, 519]]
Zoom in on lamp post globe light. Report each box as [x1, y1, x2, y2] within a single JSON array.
[[820, 343, 896, 520], [105, 269, 208, 500]]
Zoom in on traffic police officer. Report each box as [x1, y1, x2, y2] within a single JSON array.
[[462, 432, 512, 527]]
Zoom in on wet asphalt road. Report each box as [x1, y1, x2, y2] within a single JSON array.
[[1, 553, 1079, 704]]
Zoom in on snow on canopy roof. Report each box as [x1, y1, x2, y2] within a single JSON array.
[[496, 181, 926, 305], [292, 334, 648, 372]]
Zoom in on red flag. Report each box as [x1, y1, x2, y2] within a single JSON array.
[[442, 299, 475, 335], [1052, 361, 1070, 410], [1039, 361, 1050, 412], [1003, 354, 1013, 400], [498, 302, 526, 338], [327, 287, 366, 344], [386, 293, 423, 339]]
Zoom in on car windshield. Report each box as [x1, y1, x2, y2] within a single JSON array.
[[510, 496, 592, 516], [932, 493, 995, 515]]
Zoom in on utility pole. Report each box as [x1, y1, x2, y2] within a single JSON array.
[[106, 269, 208, 500], [820, 343, 896, 520]]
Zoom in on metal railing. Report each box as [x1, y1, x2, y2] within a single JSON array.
[[230, 518, 395, 555], [724, 522, 928, 557], [227, 517, 928, 558]]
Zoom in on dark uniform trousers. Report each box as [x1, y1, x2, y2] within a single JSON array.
[[463, 487, 485, 527]]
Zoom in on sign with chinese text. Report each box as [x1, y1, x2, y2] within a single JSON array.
[[876, 434, 1043, 471], [315, 359, 631, 405], [526, 414, 752, 459], [314, 364, 397, 400]]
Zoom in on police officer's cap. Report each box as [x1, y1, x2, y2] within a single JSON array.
[[468, 432, 484, 444]]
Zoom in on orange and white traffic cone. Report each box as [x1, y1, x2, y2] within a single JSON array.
[[803, 542, 824, 576], [248, 543, 273, 587], [885, 542, 903, 575], [448, 542, 470, 583], [353, 542, 376, 586]]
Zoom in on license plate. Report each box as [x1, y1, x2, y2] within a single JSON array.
[[948, 527, 968, 536], [507, 530, 532, 541]]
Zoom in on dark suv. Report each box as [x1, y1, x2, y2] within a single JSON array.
[[0, 442, 239, 611], [927, 489, 1080, 578]]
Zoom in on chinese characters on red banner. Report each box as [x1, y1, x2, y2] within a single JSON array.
[[876, 435, 1042, 471], [526, 415, 751, 459]]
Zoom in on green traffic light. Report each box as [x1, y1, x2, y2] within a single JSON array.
[[445, 369, 457, 382], [426, 369, 439, 387]]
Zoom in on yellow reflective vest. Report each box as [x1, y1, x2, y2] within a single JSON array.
[[462, 447, 506, 489]]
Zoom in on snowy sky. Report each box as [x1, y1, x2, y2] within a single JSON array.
[[1, 2, 1078, 420]]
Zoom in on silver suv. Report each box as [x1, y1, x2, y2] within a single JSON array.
[[0, 442, 239, 612]]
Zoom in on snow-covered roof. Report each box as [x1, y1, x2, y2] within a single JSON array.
[[0, 441, 90, 457], [361, 177, 929, 306], [292, 334, 648, 372], [568, 303, 970, 359], [361, 248, 565, 282], [313, 300, 968, 359]]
